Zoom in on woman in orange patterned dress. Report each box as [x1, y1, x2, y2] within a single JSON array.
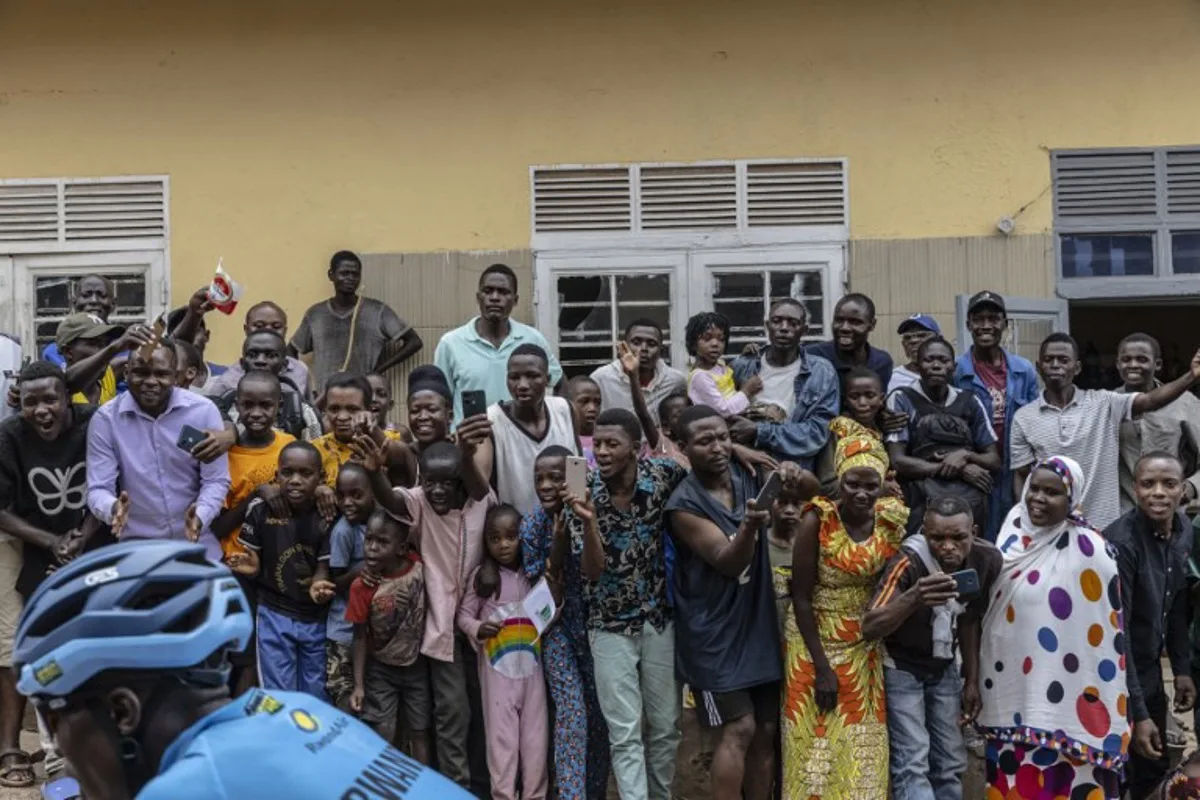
[[782, 435, 908, 798]]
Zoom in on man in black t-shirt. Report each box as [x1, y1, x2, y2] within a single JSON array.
[[0, 360, 113, 785], [863, 496, 1001, 800]]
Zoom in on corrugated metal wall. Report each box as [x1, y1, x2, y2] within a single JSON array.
[[362, 249, 533, 425], [851, 233, 1054, 358]]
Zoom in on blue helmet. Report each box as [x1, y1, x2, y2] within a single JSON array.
[[13, 540, 252, 698]]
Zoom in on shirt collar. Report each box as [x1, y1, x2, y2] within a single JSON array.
[[115, 386, 187, 420], [1134, 508, 1183, 542], [463, 316, 526, 346], [761, 348, 811, 375], [590, 459, 655, 512], [1037, 387, 1081, 411]]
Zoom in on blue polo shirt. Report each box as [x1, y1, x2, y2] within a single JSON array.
[[138, 689, 470, 799], [434, 316, 564, 422]]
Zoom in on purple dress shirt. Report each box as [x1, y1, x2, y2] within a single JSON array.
[[87, 388, 231, 561]]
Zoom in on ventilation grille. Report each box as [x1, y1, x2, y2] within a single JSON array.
[[532, 159, 847, 235], [0, 177, 168, 248], [1053, 151, 1158, 219], [1166, 150, 1200, 215]]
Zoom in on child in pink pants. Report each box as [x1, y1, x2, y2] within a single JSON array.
[[458, 505, 548, 800]]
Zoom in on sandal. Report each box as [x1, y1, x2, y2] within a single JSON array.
[[0, 747, 35, 788]]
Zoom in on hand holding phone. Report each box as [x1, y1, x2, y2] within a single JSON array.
[[177, 424, 206, 455], [949, 568, 980, 599], [565, 455, 588, 499], [754, 471, 782, 509], [461, 390, 487, 420]]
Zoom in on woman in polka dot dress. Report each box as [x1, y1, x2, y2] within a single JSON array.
[[978, 456, 1130, 799]]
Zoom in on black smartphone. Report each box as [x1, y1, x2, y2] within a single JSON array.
[[754, 471, 782, 509], [949, 568, 980, 598], [177, 424, 207, 454], [461, 390, 487, 419]]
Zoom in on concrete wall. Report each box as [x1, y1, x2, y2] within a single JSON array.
[[3, 0, 1199, 359]]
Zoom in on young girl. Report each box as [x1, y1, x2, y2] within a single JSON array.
[[684, 311, 761, 416], [458, 505, 549, 800], [567, 375, 601, 468]]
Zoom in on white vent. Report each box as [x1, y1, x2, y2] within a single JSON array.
[[0, 176, 168, 251], [1052, 151, 1157, 219], [639, 165, 737, 230], [532, 159, 848, 236], [532, 168, 631, 232], [746, 161, 847, 227], [1166, 150, 1200, 215]]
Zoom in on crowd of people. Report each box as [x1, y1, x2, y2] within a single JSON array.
[[3, 250, 1200, 800]]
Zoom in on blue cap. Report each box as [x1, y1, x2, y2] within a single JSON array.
[[897, 314, 941, 335]]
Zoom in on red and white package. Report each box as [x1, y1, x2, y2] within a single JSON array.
[[207, 259, 244, 315]]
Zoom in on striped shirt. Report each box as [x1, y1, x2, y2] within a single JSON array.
[[1010, 388, 1136, 530]]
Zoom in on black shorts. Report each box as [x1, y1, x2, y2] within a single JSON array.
[[694, 681, 780, 729]]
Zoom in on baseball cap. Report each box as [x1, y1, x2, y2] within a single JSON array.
[[967, 291, 1006, 314], [55, 313, 125, 349], [897, 314, 941, 335]]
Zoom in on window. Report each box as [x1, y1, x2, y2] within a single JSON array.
[[1051, 148, 1200, 289], [557, 272, 673, 378], [33, 272, 151, 352], [711, 268, 825, 354]]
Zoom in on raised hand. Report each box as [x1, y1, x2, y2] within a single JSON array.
[[617, 341, 639, 378]]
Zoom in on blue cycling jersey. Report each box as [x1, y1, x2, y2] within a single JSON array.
[[137, 689, 471, 799]]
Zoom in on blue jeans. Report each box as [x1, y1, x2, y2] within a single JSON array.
[[256, 605, 328, 701], [885, 663, 966, 800]]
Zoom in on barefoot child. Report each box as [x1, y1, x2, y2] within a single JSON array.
[[458, 505, 549, 800], [346, 509, 430, 762], [685, 312, 761, 416]]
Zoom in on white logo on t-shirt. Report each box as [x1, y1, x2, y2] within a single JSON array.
[[28, 463, 87, 517]]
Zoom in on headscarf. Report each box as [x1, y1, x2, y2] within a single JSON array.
[[407, 365, 452, 402], [978, 455, 1129, 771], [835, 434, 887, 480]]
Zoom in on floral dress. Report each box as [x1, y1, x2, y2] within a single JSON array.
[[782, 495, 907, 798], [520, 506, 609, 800]]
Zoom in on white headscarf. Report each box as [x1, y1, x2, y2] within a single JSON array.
[[979, 456, 1129, 770]]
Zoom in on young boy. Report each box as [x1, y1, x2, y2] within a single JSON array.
[[346, 508, 430, 763], [567, 375, 602, 468], [229, 441, 330, 699], [312, 372, 413, 490], [310, 463, 375, 710], [366, 371, 412, 441], [356, 433, 494, 789]]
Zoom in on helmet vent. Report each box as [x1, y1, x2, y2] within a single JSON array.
[[225, 597, 245, 617], [125, 581, 193, 611], [25, 594, 88, 638], [162, 600, 208, 635]]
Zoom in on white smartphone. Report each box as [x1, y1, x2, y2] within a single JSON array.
[[565, 455, 589, 498]]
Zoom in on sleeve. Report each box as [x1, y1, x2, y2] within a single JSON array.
[[380, 304, 411, 342], [328, 521, 352, 568], [237, 499, 265, 552], [1167, 573, 1191, 680], [433, 336, 456, 399], [1009, 409, 1035, 470], [289, 309, 314, 356], [1105, 389, 1137, 423], [536, 329, 564, 389], [967, 394, 998, 448], [520, 511, 548, 582], [86, 409, 120, 524], [195, 404, 233, 528], [883, 390, 913, 445], [1111, 536, 1149, 722], [456, 567, 485, 644], [868, 552, 916, 610], [876, 351, 894, 392], [688, 370, 750, 416], [753, 361, 839, 461], [344, 578, 373, 625]]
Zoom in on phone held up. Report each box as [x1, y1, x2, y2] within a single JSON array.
[[461, 390, 488, 420], [565, 455, 588, 499], [949, 568, 980, 599], [754, 470, 782, 510]]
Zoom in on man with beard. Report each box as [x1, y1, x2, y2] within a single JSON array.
[[0, 361, 114, 787], [435, 263, 563, 423], [86, 340, 231, 561]]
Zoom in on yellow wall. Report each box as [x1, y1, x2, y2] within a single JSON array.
[[3, 0, 1200, 359]]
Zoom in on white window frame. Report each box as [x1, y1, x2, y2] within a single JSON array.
[[11, 251, 169, 354]]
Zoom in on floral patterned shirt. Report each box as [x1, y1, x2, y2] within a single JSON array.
[[521, 505, 588, 641], [568, 457, 687, 634]]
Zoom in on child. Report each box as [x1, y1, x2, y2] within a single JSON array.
[[346, 509, 430, 763], [643, 391, 691, 468], [567, 375, 602, 468], [521, 447, 609, 800], [458, 505, 549, 800], [684, 311, 761, 416], [309, 463, 375, 711], [228, 441, 330, 699], [816, 367, 901, 497], [312, 372, 413, 490], [357, 434, 495, 789], [366, 371, 413, 441]]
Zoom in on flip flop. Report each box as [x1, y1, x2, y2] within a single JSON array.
[[0, 747, 35, 788]]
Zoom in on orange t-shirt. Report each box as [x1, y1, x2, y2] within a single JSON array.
[[222, 430, 296, 558]]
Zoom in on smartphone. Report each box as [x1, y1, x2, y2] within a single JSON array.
[[949, 568, 980, 599], [177, 424, 207, 454], [462, 390, 487, 420], [754, 471, 782, 509], [565, 455, 589, 498]]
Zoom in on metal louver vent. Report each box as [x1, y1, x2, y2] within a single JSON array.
[[639, 165, 737, 230], [1053, 151, 1157, 218], [1166, 150, 1200, 214], [0, 184, 59, 242], [532, 168, 631, 232], [64, 181, 166, 240], [746, 161, 846, 227]]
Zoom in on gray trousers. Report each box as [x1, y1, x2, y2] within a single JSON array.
[[428, 635, 475, 789]]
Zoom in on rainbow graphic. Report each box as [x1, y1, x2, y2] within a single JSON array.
[[484, 605, 542, 679]]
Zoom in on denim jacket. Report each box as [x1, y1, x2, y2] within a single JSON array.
[[953, 348, 1040, 539], [730, 350, 839, 468]]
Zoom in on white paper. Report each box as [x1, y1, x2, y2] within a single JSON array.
[[522, 577, 557, 638]]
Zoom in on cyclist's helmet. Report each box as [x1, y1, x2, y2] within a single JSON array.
[[13, 540, 251, 699]]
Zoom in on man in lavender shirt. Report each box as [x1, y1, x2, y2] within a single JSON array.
[[86, 340, 231, 561]]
